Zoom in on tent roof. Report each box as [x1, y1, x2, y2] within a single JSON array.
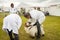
[[0, 0, 60, 8], [0, 0, 43, 3], [25, 0, 60, 7]]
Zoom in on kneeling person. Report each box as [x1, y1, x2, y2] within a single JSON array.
[[24, 9, 45, 38]]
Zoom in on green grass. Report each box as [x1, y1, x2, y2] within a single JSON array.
[[0, 13, 60, 40]]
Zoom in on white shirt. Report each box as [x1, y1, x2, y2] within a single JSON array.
[[2, 14, 22, 34], [29, 10, 45, 24], [9, 8, 18, 14]]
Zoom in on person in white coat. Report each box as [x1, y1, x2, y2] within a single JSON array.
[[24, 8, 45, 38], [2, 3, 22, 40]]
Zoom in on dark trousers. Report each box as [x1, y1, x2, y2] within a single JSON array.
[[7, 29, 19, 40], [33, 21, 41, 38]]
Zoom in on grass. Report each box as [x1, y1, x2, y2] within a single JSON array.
[[0, 12, 60, 40]]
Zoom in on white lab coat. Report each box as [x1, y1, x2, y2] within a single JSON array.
[[29, 10, 45, 24], [2, 14, 22, 34], [29, 10, 45, 34]]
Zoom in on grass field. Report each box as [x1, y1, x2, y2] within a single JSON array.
[[0, 12, 60, 40]]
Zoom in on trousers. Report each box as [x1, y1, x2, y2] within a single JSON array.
[[33, 20, 41, 38], [7, 29, 19, 40]]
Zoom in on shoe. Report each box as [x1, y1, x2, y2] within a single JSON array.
[[30, 36, 35, 39], [42, 34, 44, 36]]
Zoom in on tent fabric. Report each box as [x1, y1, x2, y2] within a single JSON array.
[[0, 0, 60, 16], [0, 0, 43, 3], [47, 5, 60, 16]]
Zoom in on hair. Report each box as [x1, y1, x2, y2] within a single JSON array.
[[37, 7, 41, 11], [24, 13, 30, 18], [10, 3, 14, 7]]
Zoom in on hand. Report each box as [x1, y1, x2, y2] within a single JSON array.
[[25, 23, 30, 27]]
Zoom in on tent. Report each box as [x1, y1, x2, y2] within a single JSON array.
[[0, 0, 60, 16], [40, 0, 60, 16], [44, 0, 60, 16], [0, 0, 42, 3], [46, 3, 60, 16]]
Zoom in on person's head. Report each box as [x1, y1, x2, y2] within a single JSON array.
[[24, 13, 31, 19], [10, 3, 14, 8], [34, 7, 36, 10], [37, 7, 41, 11]]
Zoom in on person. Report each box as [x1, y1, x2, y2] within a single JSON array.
[[24, 8, 45, 38], [2, 3, 22, 40], [9, 3, 20, 15]]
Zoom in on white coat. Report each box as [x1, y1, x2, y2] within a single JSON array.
[[29, 10, 45, 25], [26, 10, 45, 35], [2, 14, 22, 34]]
